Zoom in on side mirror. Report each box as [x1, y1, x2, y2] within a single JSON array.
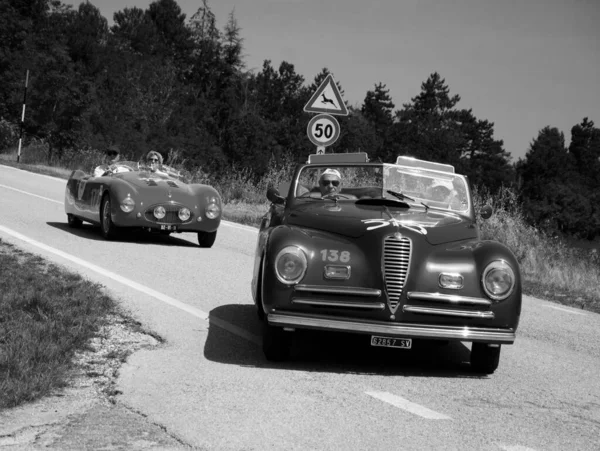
[[480, 205, 493, 220], [267, 187, 285, 205]]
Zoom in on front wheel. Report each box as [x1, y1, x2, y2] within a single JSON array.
[[262, 321, 292, 362], [100, 195, 118, 240], [470, 343, 501, 374], [197, 230, 217, 248], [67, 214, 83, 228]]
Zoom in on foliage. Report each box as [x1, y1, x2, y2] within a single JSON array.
[[517, 122, 600, 239], [0, 118, 18, 151]]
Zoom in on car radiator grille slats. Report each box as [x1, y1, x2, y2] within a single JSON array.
[[383, 235, 411, 313]]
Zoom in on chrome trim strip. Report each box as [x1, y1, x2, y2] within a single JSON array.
[[407, 292, 492, 306], [294, 285, 381, 297], [403, 305, 494, 319], [268, 313, 515, 344], [292, 298, 386, 310]]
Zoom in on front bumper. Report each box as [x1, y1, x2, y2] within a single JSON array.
[[268, 311, 516, 344]]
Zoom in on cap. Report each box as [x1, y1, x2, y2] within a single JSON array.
[[320, 168, 341, 179]]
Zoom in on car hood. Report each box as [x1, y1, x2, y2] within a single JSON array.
[[115, 171, 194, 195], [286, 201, 477, 245]]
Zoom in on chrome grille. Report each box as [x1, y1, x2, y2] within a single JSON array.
[[144, 204, 192, 224], [383, 234, 411, 313]]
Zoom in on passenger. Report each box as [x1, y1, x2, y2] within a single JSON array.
[[145, 150, 164, 173], [318, 168, 342, 197], [93, 145, 121, 177]]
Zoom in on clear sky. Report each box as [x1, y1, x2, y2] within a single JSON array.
[[68, 0, 599, 162]]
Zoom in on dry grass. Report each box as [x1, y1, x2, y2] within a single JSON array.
[[474, 186, 600, 313]]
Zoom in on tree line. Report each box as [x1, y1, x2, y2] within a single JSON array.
[[0, 0, 598, 240]]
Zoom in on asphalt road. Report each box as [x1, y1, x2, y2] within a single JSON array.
[[0, 165, 599, 451]]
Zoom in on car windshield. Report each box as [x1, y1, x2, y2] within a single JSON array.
[[137, 163, 182, 179], [294, 163, 470, 212], [107, 161, 183, 180]]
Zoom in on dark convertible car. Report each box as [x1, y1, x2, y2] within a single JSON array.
[[252, 152, 521, 374], [65, 161, 222, 247]]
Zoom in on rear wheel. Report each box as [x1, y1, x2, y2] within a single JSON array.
[[67, 214, 83, 228], [100, 195, 118, 240], [262, 320, 292, 362], [470, 343, 501, 374], [198, 230, 217, 248]]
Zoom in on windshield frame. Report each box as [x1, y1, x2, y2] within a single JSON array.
[[288, 162, 473, 216]]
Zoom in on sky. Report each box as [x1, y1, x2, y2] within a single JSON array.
[[67, 0, 599, 162]]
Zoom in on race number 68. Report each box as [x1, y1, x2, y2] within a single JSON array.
[[307, 114, 340, 147]]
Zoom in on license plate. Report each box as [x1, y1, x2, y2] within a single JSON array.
[[370, 335, 412, 349], [160, 224, 177, 231]]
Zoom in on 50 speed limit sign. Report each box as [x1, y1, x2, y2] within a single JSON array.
[[307, 113, 340, 147]]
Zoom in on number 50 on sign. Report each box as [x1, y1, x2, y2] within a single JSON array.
[[307, 113, 340, 147]]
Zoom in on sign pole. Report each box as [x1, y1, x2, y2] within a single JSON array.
[[16, 69, 29, 163]]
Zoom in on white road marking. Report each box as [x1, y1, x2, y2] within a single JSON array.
[[0, 224, 261, 346], [0, 183, 62, 204], [365, 391, 451, 420], [542, 304, 586, 316], [497, 444, 538, 451], [0, 163, 69, 182], [222, 220, 258, 233]]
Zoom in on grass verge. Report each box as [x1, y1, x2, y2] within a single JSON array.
[[0, 239, 119, 409]]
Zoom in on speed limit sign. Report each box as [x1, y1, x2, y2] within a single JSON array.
[[307, 114, 340, 147]]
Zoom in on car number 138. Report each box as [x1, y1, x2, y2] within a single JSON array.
[[370, 336, 412, 349]]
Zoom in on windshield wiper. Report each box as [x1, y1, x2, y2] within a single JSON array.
[[387, 190, 430, 211], [386, 190, 415, 203]]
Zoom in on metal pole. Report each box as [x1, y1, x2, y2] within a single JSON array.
[[16, 70, 29, 163]]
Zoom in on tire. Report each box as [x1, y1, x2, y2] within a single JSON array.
[[262, 320, 292, 362], [100, 194, 118, 240], [67, 214, 83, 228], [197, 230, 217, 248], [470, 343, 501, 374], [254, 257, 265, 321]]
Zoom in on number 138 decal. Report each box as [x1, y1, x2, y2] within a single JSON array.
[[320, 249, 351, 263]]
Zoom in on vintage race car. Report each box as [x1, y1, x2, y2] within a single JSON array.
[[65, 161, 222, 247], [252, 152, 521, 374]]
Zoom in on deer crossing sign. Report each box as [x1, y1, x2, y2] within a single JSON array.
[[303, 74, 348, 116]]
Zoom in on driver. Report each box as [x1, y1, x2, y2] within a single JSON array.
[[318, 168, 342, 197], [93, 145, 121, 177]]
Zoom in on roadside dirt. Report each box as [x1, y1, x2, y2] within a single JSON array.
[[0, 314, 190, 450]]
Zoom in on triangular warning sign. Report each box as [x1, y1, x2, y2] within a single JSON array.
[[303, 74, 348, 116]]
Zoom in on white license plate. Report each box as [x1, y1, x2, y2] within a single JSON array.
[[160, 225, 177, 231], [370, 335, 412, 349]]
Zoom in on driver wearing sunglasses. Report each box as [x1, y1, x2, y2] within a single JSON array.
[[318, 168, 342, 196]]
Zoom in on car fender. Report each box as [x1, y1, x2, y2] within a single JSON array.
[[261, 226, 375, 313]]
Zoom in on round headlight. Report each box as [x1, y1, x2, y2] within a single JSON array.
[[178, 207, 191, 221], [120, 197, 135, 213], [205, 203, 221, 219], [482, 260, 515, 301], [275, 246, 308, 285], [154, 206, 166, 219]]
